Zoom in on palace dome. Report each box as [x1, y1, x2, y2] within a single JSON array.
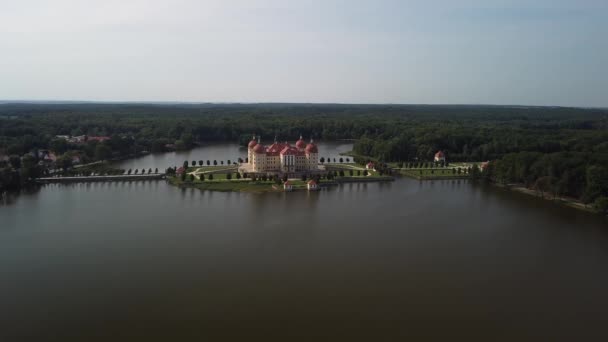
[[295, 137, 306, 149], [248, 139, 258, 148], [253, 144, 266, 154], [305, 143, 318, 154]]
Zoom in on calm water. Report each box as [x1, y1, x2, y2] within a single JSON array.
[[113, 141, 354, 171], [1, 146, 608, 341]]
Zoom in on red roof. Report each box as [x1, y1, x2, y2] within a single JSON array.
[[251, 138, 319, 155], [176, 167, 185, 174], [305, 143, 318, 154], [435, 151, 445, 158], [295, 137, 306, 149], [307, 179, 318, 185], [248, 139, 258, 148], [280, 146, 301, 156], [88, 136, 110, 142], [283, 181, 291, 186]]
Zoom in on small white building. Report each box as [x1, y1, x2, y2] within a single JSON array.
[[283, 181, 293, 192], [434, 151, 446, 163], [307, 179, 319, 191]]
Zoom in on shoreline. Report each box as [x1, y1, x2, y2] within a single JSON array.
[[167, 175, 394, 193], [495, 183, 598, 214]]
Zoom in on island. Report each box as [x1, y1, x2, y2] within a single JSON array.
[[167, 135, 393, 192]]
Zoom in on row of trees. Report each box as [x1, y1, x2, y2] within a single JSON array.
[[480, 152, 608, 206]]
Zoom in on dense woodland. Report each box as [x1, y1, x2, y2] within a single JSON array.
[[1, 103, 608, 210]]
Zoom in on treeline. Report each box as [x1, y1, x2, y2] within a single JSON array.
[[2, 103, 608, 204], [347, 106, 606, 207], [482, 152, 608, 205]]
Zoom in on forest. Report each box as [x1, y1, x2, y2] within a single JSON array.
[[1, 102, 607, 208]]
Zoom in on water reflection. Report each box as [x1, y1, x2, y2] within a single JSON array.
[[1, 176, 608, 340]]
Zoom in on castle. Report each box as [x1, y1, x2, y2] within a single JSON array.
[[241, 135, 319, 174]]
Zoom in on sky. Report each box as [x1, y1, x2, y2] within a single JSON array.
[[1, 0, 607, 106]]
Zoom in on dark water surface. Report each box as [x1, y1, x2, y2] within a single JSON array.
[[1, 176, 607, 340]]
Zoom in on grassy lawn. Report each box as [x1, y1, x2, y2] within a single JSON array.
[[324, 162, 366, 170], [169, 176, 281, 192], [186, 165, 238, 173]]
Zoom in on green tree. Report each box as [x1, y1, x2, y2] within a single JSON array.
[[55, 154, 73, 171], [320, 157, 325, 163], [20, 154, 40, 180], [198, 160, 203, 166], [49, 139, 68, 154], [583, 166, 608, 203], [226, 173, 232, 180], [94, 144, 112, 161], [593, 197, 608, 214], [534, 176, 553, 199], [469, 164, 481, 180], [200, 174, 205, 181], [208, 173, 214, 180], [9, 155, 21, 169]]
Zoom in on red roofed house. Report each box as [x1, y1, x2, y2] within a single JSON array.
[[87, 136, 111, 142], [366, 162, 375, 170], [434, 151, 446, 163], [307, 179, 319, 191], [283, 181, 293, 192], [245, 135, 319, 173], [176, 167, 186, 175], [480, 161, 490, 172]]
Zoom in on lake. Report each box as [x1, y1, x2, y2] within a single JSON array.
[[112, 141, 355, 171], [1, 144, 608, 341]]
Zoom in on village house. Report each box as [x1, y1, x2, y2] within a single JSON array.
[[283, 181, 293, 192], [307, 179, 320, 191], [434, 151, 446, 163]]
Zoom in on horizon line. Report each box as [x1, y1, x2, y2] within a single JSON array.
[[1, 99, 606, 110]]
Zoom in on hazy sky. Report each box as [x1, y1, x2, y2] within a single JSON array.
[[1, 0, 607, 106]]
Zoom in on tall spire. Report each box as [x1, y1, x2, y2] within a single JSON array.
[[257, 136, 260, 143], [274, 135, 277, 143], [300, 134, 303, 140]]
